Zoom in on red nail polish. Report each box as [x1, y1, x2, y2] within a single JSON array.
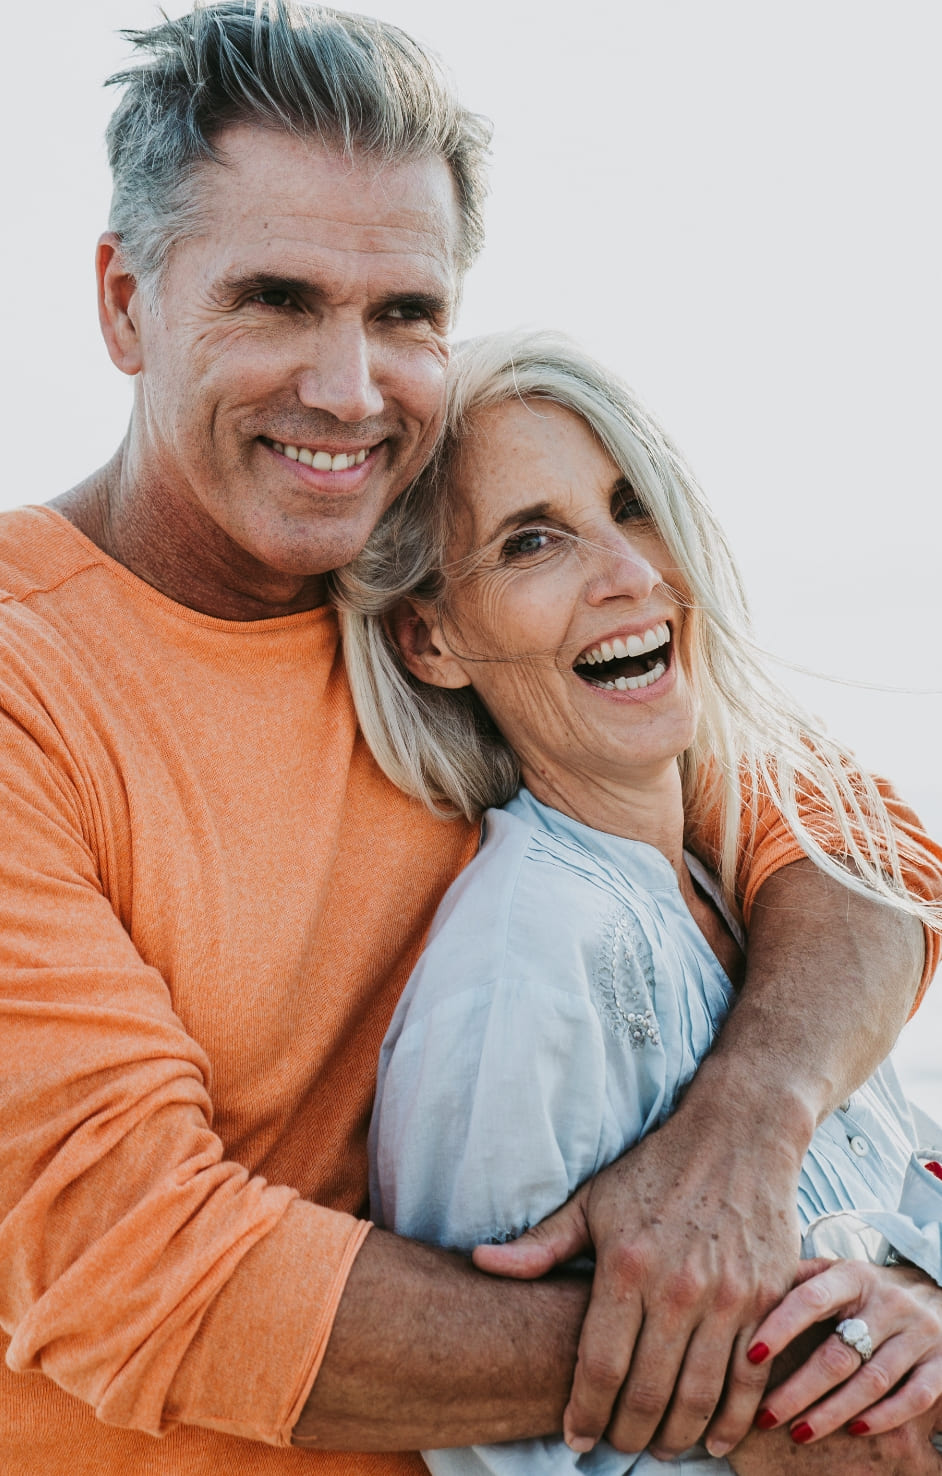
[[848, 1420, 870, 1436], [925, 1161, 942, 1182], [791, 1422, 814, 1445], [755, 1409, 778, 1431], [747, 1342, 770, 1365]]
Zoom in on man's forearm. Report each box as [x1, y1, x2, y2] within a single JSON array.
[[293, 1227, 590, 1449], [690, 857, 923, 1158]]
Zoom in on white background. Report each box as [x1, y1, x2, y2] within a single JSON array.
[[1, 1, 940, 1109]]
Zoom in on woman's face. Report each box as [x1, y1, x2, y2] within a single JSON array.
[[413, 398, 700, 809]]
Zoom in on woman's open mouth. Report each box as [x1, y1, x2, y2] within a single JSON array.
[[573, 622, 672, 692]]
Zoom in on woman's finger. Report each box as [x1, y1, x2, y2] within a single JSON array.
[[784, 1341, 942, 1443], [747, 1260, 868, 1363]]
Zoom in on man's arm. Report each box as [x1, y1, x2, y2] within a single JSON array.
[[294, 1229, 590, 1449], [473, 859, 924, 1460]]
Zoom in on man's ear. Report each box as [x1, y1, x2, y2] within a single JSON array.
[[387, 600, 472, 690], [97, 232, 144, 376]]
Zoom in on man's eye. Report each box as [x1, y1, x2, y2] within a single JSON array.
[[500, 528, 555, 560], [251, 289, 294, 308], [384, 302, 432, 323]]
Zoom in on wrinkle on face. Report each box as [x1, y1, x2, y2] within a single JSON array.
[[110, 125, 461, 614]]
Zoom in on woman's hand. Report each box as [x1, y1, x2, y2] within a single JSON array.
[[747, 1258, 942, 1444]]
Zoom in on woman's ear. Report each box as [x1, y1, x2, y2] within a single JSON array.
[[387, 600, 471, 690]]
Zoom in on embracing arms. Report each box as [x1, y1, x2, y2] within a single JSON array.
[[1, 607, 938, 1461], [298, 850, 931, 1459]]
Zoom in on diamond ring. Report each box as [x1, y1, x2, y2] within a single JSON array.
[[835, 1317, 874, 1362]]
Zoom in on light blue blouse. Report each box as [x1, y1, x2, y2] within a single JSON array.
[[369, 789, 942, 1476]]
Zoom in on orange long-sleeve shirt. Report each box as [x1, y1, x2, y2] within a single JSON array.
[[0, 506, 938, 1475]]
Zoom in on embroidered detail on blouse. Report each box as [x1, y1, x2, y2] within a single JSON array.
[[594, 904, 660, 1048]]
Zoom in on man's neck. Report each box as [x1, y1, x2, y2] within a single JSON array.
[[52, 448, 329, 621]]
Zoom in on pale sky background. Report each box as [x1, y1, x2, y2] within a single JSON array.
[[1, 1, 940, 1107]]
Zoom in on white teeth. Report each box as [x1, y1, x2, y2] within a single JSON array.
[[578, 623, 671, 668], [273, 440, 371, 469], [611, 660, 667, 692]]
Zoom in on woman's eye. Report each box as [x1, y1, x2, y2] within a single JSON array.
[[500, 527, 556, 560], [614, 494, 648, 523]]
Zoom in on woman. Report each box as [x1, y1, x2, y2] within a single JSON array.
[[331, 331, 942, 1473]]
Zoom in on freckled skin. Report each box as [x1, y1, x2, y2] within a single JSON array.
[[413, 400, 700, 853], [57, 126, 462, 619]]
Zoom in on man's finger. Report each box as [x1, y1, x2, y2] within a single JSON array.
[[472, 1191, 590, 1280], [650, 1318, 747, 1458], [603, 1307, 701, 1454], [702, 1325, 779, 1457], [561, 1278, 646, 1450]]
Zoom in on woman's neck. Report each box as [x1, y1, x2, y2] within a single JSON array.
[[521, 759, 688, 878], [522, 759, 746, 988]]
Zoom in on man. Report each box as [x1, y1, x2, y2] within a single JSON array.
[[0, 4, 939, 1474]]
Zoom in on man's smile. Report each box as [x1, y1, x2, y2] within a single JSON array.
[[267, 438, 373, 471]]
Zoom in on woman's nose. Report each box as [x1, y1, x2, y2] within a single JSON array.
[[583, 532, 661, 605]]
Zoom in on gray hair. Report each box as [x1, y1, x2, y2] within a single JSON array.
[[105, 1, 491, 292], [333, 329, 940, 928]]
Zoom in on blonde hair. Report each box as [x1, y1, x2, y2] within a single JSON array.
[[332, 329, 938, 927]]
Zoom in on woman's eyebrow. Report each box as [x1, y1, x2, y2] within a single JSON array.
[[484, 476, 630, 541], [484, 501, 553, 541]]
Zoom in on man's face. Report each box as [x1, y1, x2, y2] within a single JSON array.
[[117, 124, 460, 602]]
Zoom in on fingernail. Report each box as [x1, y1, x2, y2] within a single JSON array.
[[791, 1422, 814, 1445], [706, 1440, 732, 1457], [848, 1420, 870, 1436], [746, 1342, 770, 1365], [755, 1408, 778, 1431], [565, 1435, 596, 1454]]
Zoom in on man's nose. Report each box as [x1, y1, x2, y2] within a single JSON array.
[[296, 323, 385, 422], [584, 533, 661, 604]]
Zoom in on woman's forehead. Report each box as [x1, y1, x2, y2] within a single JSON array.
[[452, 399, 619, 525]]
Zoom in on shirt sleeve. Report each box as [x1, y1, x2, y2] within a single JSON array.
[[0, 700, 369, 1446], [370, 937, 634, 1476], [371, 973, 609, 1252], [692, 764, 942, 1006]]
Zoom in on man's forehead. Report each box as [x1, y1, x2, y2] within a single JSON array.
[[195, 123, 463, 270]]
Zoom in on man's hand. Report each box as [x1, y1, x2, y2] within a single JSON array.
[[474, 1091, 802, 1458]]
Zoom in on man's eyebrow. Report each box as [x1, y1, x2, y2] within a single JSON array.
[[212, 271, 325, 303], [211, 272, 451, 317], [376, 289, 452, 318]]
